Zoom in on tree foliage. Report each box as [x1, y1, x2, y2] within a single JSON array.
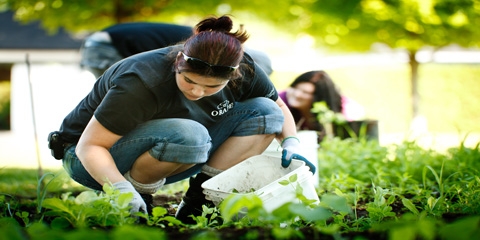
[[2, 0, 480, 119], [1, 0, 178, 33], [295, 0, 480, 52], [3, 0, 479, 51]]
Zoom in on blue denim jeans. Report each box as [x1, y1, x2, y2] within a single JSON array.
[[62, 97, 284, 190], [80, 36, 123, 78]]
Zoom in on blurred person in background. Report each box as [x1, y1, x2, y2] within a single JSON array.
[[279, 70, 369, 141], [80, 22, 193, 79], [80, 22, 273, 79]]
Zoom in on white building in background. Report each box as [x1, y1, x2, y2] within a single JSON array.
[[5, 62, 95, 169], [0, 11, 94, 169]]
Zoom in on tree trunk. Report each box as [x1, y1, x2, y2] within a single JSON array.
[[113, 0, 129, 23], [408, 50, 420, 121]]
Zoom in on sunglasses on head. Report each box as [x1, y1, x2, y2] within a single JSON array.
[[181, 52, 239, 74]]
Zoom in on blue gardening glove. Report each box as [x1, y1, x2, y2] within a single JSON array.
[[112, 181, 147, 215], [281, 137, 316, 174]]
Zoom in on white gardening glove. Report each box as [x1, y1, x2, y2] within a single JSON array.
[[281, 137, 316, 174], [112, 181, 147, 214]]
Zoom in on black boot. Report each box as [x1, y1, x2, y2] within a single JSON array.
[[140, 193, 153, 215], [137, 193, 153, 224], [175, 173, 214, 224]]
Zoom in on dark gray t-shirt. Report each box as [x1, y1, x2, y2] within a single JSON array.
[[105, 22, 193, 57], [59, 46, 278, 143]]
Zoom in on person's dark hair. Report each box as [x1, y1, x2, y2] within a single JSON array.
[[290, 70, 342, 113], [175, 15, 249, 80]]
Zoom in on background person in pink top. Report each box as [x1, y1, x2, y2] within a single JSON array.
[[279, 70, 377, 141]]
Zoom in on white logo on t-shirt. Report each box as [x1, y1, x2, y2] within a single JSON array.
[[211, 100, 234, 116], [266, 88, 275, 98]]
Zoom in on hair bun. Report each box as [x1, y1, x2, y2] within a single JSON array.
[[196, 15, 233, 33]]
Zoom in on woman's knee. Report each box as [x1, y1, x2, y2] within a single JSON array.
[[148, 119, 212, 164], [240, 98, 284, 131], [244, 97, 283, 117], [150, 119, 210, 145]]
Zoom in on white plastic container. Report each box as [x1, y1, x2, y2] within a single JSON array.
[[261, 130, 320, 187], [202, 155, 319, 212]]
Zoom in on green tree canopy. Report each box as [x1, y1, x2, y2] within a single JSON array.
[[2, 0, 480, 120], [4, 0, 479, 51]]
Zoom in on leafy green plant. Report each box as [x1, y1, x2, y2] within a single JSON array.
[[0, 217, 25, 240], [41, 183, 137, 228], [14, 211, 30, 227], [278, 173, 319, 207], [190, 205, 223, 228], [220, 193, 266, 225], [366, 185, 397, 223], [311, 101, 346, 138], [438, 215, 480, 240], [141, 206, 183, 228], [37, 172, 57, 213], [401, 198, 420, 216], [422, 163, 447, 216], [0, 194, 14, 218], [372, 213, 438, 240]]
